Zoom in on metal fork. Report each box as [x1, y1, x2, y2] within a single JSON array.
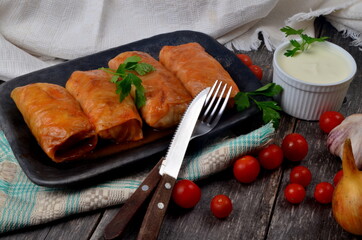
[[192, 80, 232, 140], [103, 80, 232, 240]]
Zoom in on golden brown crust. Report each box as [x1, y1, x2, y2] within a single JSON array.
[[11, 83, 98, 163], [108, 51, 192, 129], [159, 42, 240, 98], [65, 70, 143, 143]]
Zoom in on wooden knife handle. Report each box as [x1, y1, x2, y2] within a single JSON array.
[[137, 173, 176, 240], [103, 158, 164, 240]]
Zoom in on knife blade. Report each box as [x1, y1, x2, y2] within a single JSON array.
[[159, 87, 210, 178], [137, 87, 210, 240]]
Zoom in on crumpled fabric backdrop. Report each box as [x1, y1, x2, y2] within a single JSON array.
[[0, 0, 360, 82]]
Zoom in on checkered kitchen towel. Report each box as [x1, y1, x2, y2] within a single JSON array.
[[0, 123, 274, 233]]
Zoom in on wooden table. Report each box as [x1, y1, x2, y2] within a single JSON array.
[[1, 17, 362, 240]]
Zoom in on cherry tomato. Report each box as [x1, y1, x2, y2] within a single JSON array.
[[210, 194, 233, 218], [284, 183, 306, 204], [233, 155, 260, 183], [289, 166, 312, 187], [319, 111, 345, 133], [333, 170, 343, 186], [314, 182, 334, 204], [236, 53, 253, 66], [172, 179, 201, 208], [249, 65, 263, 80], [258, 144, 284, 170], [281, 133, 308, 162]]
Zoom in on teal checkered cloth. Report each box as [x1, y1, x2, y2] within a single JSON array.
[[0, 123, 274, 233]]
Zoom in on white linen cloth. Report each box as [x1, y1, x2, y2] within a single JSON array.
[[0, 0, 360, 82]]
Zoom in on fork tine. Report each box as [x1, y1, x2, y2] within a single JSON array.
[[204, 80, 219, 107], [207, 85, 232, 127], [190, 82, 232, 140], [201, 81, 222, 121], [205, 83, 228, 124]]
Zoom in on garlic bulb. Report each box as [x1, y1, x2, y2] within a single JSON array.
[[332, 139, 362, 235], [327, 114, 362, 170]]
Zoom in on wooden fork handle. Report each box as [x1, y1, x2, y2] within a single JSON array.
[[103, 158, 164, 240], [137, 173, 176, 240]]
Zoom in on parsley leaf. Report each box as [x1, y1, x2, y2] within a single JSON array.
[[248, 83, 283, 96], [234, 83, 283, 128], [281, 26, 304, 36], [135, 62, 156, 75], [100, 56, 155, 108], [280, 26, 329, 57], [118, 74, 133, 101], [257, 101, 282, 126], [130, 73, 146, 109], [234, 92, 250, 111]]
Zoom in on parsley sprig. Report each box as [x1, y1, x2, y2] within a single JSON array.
[[234, 83, 283, 128], [280, 26, 329, 57], [100, 56, 155, 108]]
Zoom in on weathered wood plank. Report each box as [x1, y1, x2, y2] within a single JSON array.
[[0, 227, 50, 240], [0, 211, 102, 240], [44, 212, 102, 240]]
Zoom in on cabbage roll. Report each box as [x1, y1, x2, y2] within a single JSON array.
[[66, 70, 143, 143], [108, 51, 192, 129], [159, 42, 240, 97], [11, 83, 98, 163]]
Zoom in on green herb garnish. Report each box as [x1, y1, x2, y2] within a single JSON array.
[[280, 26, 329, 57], [234, 83, 283, 128], [100, 56, 155, 108]]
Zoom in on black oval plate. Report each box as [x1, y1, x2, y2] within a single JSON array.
[[0, 31, 261, 187]]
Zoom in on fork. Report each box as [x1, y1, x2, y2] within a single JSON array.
[[192, 80, 232, 140], [104, 80, 232, 240]]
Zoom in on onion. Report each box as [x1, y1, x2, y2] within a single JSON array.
[[327, 114, 362, 169], [332, 139, 362, 235]]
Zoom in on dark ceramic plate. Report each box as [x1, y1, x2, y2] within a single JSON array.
[[0, 31, 262, 187]]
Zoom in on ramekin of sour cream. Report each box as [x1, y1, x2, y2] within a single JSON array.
[[273, 40, 357, 120]]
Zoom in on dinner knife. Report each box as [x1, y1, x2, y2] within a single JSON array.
[[136, 88, 210, 240], [103, 87, 210, 240]]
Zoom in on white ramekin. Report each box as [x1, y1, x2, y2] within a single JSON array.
[[272, 41, 357, 121]]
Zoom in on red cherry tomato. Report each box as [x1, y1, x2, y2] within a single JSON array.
[[258, 144, 284, 170], [314, 182, 334, 204], [249, 65, 263, 80], [172, 180, 201, 208], [289, 166, 312, 187], [210, 194, 233, 218], [236, 54, 253, 66], [333, 170, 343, 186], [233, 155, 260, 183], [284, 183, 306, 204], [281, 133, 308, 162], [319, 111, 345, 133]]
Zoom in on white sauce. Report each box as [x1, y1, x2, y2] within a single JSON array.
[[277, 42, 352, 84]]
